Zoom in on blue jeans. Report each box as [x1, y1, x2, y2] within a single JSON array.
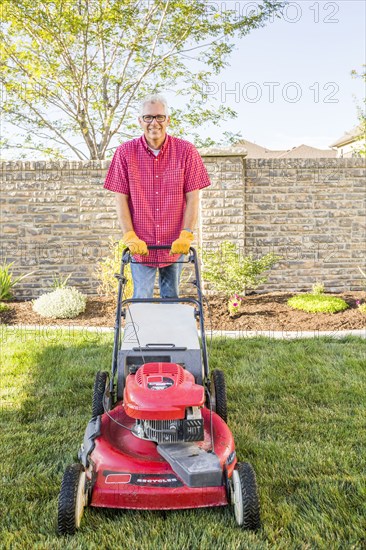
[[131, 257, 184, 298]]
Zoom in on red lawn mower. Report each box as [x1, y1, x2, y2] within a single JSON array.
[[57, 246, 260, 535]]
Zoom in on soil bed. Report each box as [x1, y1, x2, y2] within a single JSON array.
[[1, 292, 365, 331]]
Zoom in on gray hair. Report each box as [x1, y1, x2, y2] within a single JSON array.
[[139, 94, 170, 116]]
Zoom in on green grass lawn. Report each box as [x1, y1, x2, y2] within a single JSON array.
[[1, 327, 365, 550]]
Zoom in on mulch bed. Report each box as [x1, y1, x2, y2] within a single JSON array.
[[1, 292, 365, 331]]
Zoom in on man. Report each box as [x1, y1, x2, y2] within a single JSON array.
[[104, 94, 211, 298]]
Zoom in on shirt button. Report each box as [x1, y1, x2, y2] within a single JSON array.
[[156, 208, 159, 211], [156, 191, 158, 194], [156, 175, 158, 178]]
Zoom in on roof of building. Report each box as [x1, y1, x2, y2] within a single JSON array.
[[235, 139, 286, 158], [330, 125, 364, 148], [235, 139, 337, 158], [277, 144, 337, 159]]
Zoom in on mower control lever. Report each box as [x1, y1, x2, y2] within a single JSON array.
[[145, 343, 175, 348], [132, 346, 187, 352]]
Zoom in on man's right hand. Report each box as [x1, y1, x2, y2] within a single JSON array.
[[122, 231, 148, 255]]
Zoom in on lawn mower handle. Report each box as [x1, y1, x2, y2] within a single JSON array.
[[125, 245, 193, 251], [146, 245, 172, 250], [112, 246, 210, 392]]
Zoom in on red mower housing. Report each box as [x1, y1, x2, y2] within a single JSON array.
[[88, 406, 236, 510], [123, 362, 205, 420]]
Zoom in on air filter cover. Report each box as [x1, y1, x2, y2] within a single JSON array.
[[123, 362, 205, 420]]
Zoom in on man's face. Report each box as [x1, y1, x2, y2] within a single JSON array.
[[138, 102, 170, 143]]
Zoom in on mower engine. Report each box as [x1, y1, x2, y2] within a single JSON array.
[[123, 362, 205, 444]]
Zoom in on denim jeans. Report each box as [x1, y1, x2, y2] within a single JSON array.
[[130, 256, 184, 298]]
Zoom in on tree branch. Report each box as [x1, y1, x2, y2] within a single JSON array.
[[3, 114, 88, 159]]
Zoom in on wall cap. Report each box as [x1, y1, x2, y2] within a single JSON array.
[[198, 146, 248, 158]]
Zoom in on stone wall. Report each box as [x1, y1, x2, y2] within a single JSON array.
[[1, 155, 365, 298], [200, 154, 366, 292], [1, 160, 114, 298], [246, 158, 366, 291]]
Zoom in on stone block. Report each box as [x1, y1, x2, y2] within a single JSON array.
[[2, 224, 20, 234], [95, 213, 115, 220], [201, 198, 225, 208]]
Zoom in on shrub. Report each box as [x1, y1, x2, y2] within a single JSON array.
[[287, 294, 349, 314], [358, 266, 366, 290], [202, 241, 281, 297], [0, 261, 34, 301], [356, 300, 366, 314], [94, 237, 133, 298], [32, 287, 87, 319], [0, 302, 10, 313], [51, 273, 72, 289], [312, 281, 324, 295]]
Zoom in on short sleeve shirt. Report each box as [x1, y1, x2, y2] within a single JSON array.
[[104, 134, 211, 266]]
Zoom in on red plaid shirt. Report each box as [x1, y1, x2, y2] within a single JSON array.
[[104, 134, 211, 267]]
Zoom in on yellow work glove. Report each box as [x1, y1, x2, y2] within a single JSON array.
[[170, 230, 194, 255], [122, 231, 148, 255]]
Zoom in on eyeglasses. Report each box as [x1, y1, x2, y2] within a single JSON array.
[[141, 115, 167, 123]]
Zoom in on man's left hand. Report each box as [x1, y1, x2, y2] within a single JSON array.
[[170, 230, 194, 255]]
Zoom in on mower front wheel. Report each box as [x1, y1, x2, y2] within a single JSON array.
[[210, 369, 227, 423], [57, 463, 87, 535], [92, 371, 109, 417], [231, 462, 260, 531]]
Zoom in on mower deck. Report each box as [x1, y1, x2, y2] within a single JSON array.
[[88, 407, 236, 510]]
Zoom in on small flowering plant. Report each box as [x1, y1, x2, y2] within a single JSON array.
[[356, 300, 366, 314], [228, 294, 243, 316]]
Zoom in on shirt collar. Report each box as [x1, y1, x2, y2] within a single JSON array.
[[141, 134, 169, 156]]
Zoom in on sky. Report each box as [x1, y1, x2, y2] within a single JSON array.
[[1, 0, 365, 157], [168, 0, 366, 150]]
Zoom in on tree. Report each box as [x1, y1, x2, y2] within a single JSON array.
[[351, 65, 366, 157], [1, 0, 285, 160]]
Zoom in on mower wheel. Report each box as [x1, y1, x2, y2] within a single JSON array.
[[231, 462, 260, 531], [210, 369, 227, 423], [57, 463, 87, 535], [92, 371, 109, 417]]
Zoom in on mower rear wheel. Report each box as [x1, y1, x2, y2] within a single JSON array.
[[210, 369, 227, 423], [92, 371, 109, 417], [231, 462, 260, 531], [57, 463, 87, 535]]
